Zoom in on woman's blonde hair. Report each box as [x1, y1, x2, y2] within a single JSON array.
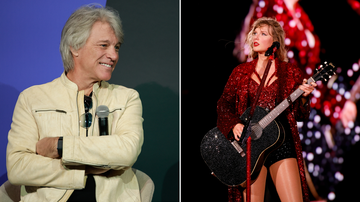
[[245, 17, 288, 62]]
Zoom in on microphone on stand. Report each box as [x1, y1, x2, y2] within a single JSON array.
[[96, 105, 109, 136]]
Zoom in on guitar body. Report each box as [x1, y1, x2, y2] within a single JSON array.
[[200, 61, 335, 187], [200, 106, 285, 187]]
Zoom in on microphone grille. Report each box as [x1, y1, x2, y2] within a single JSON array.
[[96, 105, 109, 118]]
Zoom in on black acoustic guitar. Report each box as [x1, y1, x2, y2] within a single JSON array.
[[200, 61, 336, 188]]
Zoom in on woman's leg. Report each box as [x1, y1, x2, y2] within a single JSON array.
[[243, 165, 268, 202], [269, 158, 303, 202]]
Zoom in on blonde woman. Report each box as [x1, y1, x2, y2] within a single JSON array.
[[217, 17, 316, 202]]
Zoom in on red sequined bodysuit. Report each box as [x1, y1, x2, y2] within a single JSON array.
[[249, 71, 278, 111], [250, 69, 298, 168], [217, 58, 310, 202]]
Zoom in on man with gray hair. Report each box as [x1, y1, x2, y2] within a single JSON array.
[[6, 4, 144, 201]]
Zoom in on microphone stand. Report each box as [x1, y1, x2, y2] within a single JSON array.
[[244, 42, 278, 202]]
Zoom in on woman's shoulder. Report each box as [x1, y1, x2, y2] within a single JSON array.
[[277, 58, 295, 67], [233, 59, 257, 74], [276, 59, 305, 86], [277, 59, 302, 74]]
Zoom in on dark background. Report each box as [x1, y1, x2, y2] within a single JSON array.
[[181, 1, 360, 201], [106, 1, 179, 201]]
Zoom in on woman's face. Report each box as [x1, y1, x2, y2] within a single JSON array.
[[252, 25, 274, 55]]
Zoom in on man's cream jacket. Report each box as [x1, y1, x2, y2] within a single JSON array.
[[6, 73, 144, 202]]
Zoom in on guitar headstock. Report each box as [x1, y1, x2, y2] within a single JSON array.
[[311, 61, 336, 83]]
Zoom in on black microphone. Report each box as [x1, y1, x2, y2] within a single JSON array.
[[265, 41, 280, 56], [96, 105, 109, 136]]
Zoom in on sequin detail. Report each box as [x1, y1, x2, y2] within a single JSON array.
[[217, 58, 310, 202], [248, 77, 297, 168]]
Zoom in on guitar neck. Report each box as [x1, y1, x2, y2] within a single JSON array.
[[258, 77, 314, 128]]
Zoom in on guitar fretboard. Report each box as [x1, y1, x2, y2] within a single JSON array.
[[258, 78, 314, 129]]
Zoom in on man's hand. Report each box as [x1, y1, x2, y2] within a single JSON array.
[[85, 166, 110, 175], [36, 137, 60, 159], [36, 137, 110, 175]]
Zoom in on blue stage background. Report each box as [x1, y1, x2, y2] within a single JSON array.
[[0, 0, 107, 184]]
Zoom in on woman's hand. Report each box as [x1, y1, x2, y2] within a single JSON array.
[[232, 123, 245, 141], [299, 79, 317, 105], [300, 79, 317, 97]]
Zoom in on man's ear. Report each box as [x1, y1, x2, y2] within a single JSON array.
[[70, 47, 79, 57]]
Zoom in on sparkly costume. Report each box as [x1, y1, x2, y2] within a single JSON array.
[[248, 75, 297, 168], [217, 58, 310, 202]]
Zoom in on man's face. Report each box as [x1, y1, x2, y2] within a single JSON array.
[[75, 21, 120, 81]]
